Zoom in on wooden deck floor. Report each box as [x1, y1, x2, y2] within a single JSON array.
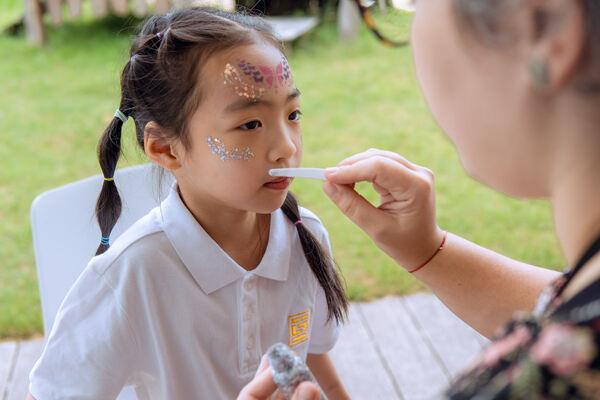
[[1, 293, 488, 400]]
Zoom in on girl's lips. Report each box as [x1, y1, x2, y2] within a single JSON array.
[[264, 177, 293, 190]]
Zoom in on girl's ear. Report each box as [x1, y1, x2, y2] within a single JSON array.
[[522, 0, 586, 91], [144, 121, 183, 171]]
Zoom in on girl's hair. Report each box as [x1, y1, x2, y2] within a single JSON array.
[[95, 7, 348, 323], [281, 193, 347, 324], [452, 0, 600, 93]]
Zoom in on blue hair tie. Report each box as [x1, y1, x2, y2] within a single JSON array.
[[114, 109, 127, 123], [100, 236, 110, 245]]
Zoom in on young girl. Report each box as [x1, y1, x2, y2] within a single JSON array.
[[28, 7, 349, 399]]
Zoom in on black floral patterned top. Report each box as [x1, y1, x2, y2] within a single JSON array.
[[443, 239, 600, 400]]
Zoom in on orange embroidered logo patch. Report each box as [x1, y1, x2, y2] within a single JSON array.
[[288, 309, 310, 347]]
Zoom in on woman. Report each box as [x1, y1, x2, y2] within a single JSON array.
[[239, 0, 600, 398]]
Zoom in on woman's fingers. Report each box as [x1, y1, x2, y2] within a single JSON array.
[[335, 148, 418, 171], [273, 390, 287, 400], [253, 355, 269, 378], [237, 371, 320, 400], [325, 155, 418, 193], [322, 156, 421, 231], [291, 382, 321, 400], [323, 181, 382, 231], [236, 365, 277, 400], [236, 354, 322, 400], [323, 150, 440, 269]]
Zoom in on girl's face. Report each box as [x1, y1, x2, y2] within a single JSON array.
[[411, 0, 552, 197], [173, 42, 302, 215]]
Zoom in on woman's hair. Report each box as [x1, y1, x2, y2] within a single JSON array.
[[452, 0, 600, 93], [95, 7, 348, 323]]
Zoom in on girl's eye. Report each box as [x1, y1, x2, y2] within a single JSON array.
[[239, 120, 262, 130], [289, 110, 303, 121]]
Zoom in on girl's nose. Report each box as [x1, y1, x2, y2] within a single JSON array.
[[268, 124, 298, 163]]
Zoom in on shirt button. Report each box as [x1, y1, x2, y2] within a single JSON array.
[[244, 279, 254, 291], [246, 342, 253, 350], [244, 313, 252, 321]]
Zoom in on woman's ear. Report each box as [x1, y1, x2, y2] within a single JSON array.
[[524, 0, 586, 91], [144, 121, 182, 171]]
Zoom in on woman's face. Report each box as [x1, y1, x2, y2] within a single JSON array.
[[411, 0, 552, 197], [172, 42, 303, 215]]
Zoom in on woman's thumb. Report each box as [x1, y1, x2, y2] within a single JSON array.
[[292, 382, 321, 400], [323, 181, 379, 232]]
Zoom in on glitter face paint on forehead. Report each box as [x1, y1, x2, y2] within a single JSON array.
[[224, 64, 265, 101], [223, 56, 293, 100], [238, 57, 292, 92], [206, 136, 254, 162]]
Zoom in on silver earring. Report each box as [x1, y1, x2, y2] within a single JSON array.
[[529, 58, 549, 88]]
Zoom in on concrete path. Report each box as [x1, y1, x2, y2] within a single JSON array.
[[0, 293, 488, 400]]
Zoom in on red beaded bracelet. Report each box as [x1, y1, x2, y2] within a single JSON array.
[[408, 230, 448, 274]]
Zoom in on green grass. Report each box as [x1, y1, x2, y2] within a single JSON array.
[[0, 9, 565, 339]]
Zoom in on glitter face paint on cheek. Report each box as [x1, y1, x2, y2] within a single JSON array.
[[206, 136, 255, 161]]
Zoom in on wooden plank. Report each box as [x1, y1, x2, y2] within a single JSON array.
[[91, 0, 108, 17], [66, 0, 82, 18], [359, 297, 451, 399], [24, 0, 45, 46], [329, 303, 402, 399], [6, 339, 45, 400], [401, 293, 489, 379], [109, 0, 129, 17], [1, 341, 17, 398], [47, 0, 63, 26]]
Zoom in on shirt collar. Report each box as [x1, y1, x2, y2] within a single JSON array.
[[160, 186, 291, 294]]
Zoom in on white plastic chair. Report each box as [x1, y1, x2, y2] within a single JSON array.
[[30, 163, 171, 399]]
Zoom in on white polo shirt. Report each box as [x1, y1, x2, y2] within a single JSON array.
[[29, 187, 339, 399]]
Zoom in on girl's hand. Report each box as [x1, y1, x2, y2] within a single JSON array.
[[237, 356, 321, 400], [323, 149, 444, 271]]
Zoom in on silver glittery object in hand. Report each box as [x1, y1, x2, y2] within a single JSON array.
[[266, 343, 327, 400]]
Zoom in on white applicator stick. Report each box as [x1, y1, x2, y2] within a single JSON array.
[[269, 168, 326, 181]]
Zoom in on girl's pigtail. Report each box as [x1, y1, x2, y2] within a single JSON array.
[[281, 192, 348, 324], [94, 99, 132, 255]]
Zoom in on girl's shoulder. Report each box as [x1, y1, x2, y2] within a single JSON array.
[[298, 206, 330, 239], [90, 206, 168, 275], [298, 206, 323, 225]]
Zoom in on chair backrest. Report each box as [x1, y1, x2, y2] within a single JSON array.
[[30, 163, 171, 336]]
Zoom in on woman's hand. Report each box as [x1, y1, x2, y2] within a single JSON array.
[[322, 148, 559, 337], [237, 356, 321, 400], [323, 148, 444, 271]]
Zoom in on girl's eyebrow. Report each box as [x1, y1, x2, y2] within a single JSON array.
[[224, 88, 301, 114]]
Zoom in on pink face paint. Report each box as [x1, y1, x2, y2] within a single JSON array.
[[237, 57, 292, 92], [223, 56, 293, 99], [206, 136, 254, 162]]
